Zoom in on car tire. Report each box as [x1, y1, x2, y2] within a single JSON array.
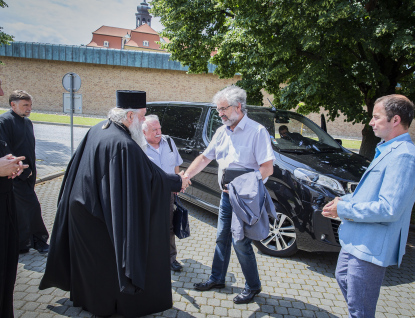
[[253, 206, 298, 257]]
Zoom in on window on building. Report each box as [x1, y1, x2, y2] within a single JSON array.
[[103, 41, 109, 47], [143, 41, 149, 47]]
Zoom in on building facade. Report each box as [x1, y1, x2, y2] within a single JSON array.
[[87, 0, 168, 52]]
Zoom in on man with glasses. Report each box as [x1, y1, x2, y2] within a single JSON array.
[[184, 85, 275, 304]]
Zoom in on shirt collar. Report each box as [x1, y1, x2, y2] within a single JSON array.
[[374, 132, 412, 158], [144, 135, 165, 149], [226, 114, 248, 132]]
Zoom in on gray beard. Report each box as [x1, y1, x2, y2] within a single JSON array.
[[129, 118, 147, 151], [221, 112, 239, 126]]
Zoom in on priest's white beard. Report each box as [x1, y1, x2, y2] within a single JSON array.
[[129, 117, 147, 151]]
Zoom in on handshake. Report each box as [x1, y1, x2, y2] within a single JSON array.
[[178, 171, 191, 192]]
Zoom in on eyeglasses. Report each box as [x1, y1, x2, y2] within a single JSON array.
[[215, 105, 234, 113]]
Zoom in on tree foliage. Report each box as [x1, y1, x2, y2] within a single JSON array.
[[152, 0, 415, 158], [0, 0, 14, 64]]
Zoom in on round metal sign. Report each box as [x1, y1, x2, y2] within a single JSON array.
[[62, 72, 81, 92]]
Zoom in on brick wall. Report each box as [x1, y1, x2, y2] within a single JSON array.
[[1, 55, 415, 141], [0, 56, 248, 114]]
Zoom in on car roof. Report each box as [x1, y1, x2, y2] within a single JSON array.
[[146, 101, 306, 119]]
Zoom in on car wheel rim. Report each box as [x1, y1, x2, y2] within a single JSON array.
[[260, 212, 296, 252]]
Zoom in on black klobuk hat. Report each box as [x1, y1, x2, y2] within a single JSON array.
[[116, 90, 146, 109]]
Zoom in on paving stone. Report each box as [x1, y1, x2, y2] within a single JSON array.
[[11, 132, 415, 317], [213, 306, 228, 316]]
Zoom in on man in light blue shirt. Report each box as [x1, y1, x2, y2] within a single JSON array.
[[184, 85, 275, 304], [143, 115, 184, 271], [322, 94, 415, 318]]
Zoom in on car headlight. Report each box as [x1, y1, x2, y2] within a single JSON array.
[[294, 168, 345, 195]]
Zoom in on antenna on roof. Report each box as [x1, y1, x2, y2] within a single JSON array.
[[267, 98, 276, 111]]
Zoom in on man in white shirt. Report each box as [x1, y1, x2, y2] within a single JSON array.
[[184, 85, 275, 304], [143, 115, 184, 271]]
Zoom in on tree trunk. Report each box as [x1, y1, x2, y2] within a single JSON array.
[[359, 124, 380, 160]]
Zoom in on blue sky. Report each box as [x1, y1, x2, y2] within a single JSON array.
[[0, 0, 163, 46]]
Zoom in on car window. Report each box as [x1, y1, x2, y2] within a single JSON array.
[[146, 105, 167, 122], [271, 110, 343, 153], [248, 107, 343, 153], [206, 109, 223, 141], [161, 106, 203, 140]]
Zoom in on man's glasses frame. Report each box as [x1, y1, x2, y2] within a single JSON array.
[[215, 105, 234, 113]]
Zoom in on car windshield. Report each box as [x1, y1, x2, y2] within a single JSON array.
[[206, 107, 343, 154], [247, 107, 343, 153]]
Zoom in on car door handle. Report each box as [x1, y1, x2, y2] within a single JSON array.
[[182, 147, 192, 154]]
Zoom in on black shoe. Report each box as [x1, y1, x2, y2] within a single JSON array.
[[19, 249, 30, 254], [233, 288, 262, 304], [34, 240, 49, 254], [171, 260, 183, 272], [193, 280, 225, 291]]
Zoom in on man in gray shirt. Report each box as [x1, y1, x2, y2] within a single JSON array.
[[143, 114, 184, 271]]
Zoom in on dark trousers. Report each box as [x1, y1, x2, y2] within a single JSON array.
[[169, 194, 177, 263]]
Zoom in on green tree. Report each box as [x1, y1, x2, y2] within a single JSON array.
[[152, 0, 415, 159], [0, 0, 13, 64]]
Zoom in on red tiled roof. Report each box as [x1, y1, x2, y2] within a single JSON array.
[[87, 41, 98, 47], [131, 23, 159, 35], [125, 39, 138, 46], [93, 26, 131, 38]]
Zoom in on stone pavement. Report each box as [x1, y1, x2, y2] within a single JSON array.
[[12, 122, 415, 317], [14, 176, 415, 317]]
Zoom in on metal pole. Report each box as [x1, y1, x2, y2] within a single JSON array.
[[70, 73, 74, 155]]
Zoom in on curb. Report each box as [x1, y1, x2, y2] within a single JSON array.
[[32, 121, 93, 128], [36, 171, 65, 184]]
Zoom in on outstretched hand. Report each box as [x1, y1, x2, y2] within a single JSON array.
[[178, 170, 192, 192]]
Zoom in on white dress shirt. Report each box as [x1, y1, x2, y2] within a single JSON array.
[[203, 115, 275, 188]]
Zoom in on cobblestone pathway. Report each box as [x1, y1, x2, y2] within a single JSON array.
[[13, 177, 415, 318]]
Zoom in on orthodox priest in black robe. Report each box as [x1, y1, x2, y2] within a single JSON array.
[[0, 90, 49, 253], [39, 91, 185, 318], [0, 142, 28, 318]]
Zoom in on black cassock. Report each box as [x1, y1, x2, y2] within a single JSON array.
[[39, 120, 182, 318], [0, 110, 49, 250], [0, 140, 19, 318]]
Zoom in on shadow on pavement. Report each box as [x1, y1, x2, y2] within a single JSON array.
[[18, 250, 48, 273]]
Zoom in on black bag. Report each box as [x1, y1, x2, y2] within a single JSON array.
[[221, 168, 254, 189], [173, 195, 190, 239]]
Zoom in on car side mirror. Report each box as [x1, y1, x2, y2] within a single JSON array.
[[334, 139, 342, 146]]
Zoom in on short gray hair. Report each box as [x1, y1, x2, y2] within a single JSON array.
[[9, 90, 32, 106], [142, 114, 160, 131], [212, 85, 247, 114], [107, 107, 140, 124]]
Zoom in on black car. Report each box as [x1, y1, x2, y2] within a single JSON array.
[[146, 102, 370, 257]]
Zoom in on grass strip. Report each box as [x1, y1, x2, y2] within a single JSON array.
[[0, 109, 103, 126]]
